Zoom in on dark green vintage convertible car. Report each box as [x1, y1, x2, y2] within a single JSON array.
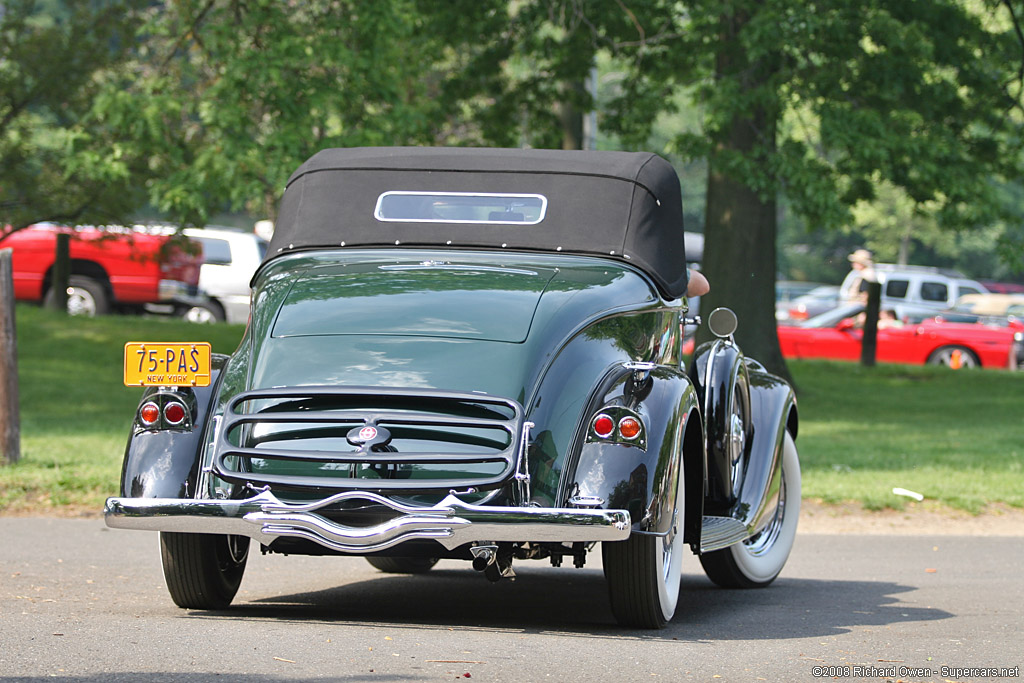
[[106, 147, 800, 629]]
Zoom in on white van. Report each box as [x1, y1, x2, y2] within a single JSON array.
[[181, 227, 268, 324], [839, 264, 988, 315]]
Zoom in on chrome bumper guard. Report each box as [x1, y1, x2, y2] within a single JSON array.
[[104, 490, 631, 553]]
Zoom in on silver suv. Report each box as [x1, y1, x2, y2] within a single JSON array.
[[839, 264, 988, 315]]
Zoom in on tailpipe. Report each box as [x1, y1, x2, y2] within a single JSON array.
[[471, 544, 515, 582]]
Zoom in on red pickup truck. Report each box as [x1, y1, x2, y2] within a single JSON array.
[[0, 223, 202, 316]]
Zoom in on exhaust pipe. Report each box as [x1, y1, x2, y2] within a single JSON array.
[[470, 544, 515, 581], [471, 545, 497, 571]]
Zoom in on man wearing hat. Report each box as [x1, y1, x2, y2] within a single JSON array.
[[846, 248, 877, 302]]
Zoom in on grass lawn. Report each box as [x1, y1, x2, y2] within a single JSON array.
[[1, 304, 1021, 515], [1, 305, 245, 514], [790, 360, 1023, 512]]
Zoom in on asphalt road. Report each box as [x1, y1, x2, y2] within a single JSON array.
[[1, 518, 1021, 683]]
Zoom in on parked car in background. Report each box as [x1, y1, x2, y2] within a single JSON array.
[[979, 281, 1024, 295], [914, 310, 1024, 331], [776, 280, 826, 305], [776, 285, 840, 322], [0, 223, 202, 316], [179, 227, 268, 324], [951, 293, 1024, 318], [106, 147, 802, 629], [906, 294, 1024, 331], [838, 264, 988, 315], [774, 282, 823, 305], [778, 303, 1023, 370]]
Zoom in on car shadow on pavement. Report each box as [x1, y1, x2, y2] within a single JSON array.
[[0, 676, 413, 683], [184, 566, 953, 640]]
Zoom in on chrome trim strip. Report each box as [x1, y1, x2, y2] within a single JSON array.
[[513, 420, 535, 505], [374, 191, 548, 225], [379, 264, 539, 276], [623, 360, 657, 382], [104, 490, 631, 552]]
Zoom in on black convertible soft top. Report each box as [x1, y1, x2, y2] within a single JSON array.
[[268, 147, 690, 298]]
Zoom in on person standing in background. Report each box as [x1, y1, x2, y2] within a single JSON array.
[[846, 248, 877, 302]]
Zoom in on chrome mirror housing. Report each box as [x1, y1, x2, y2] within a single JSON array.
[[708, 307, 738, 339]]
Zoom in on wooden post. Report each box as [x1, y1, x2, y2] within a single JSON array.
[[45, 232, 70, 313], [0, 248, 20, 465], [860, 281, 881, 367]]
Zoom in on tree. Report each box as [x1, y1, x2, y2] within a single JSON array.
[[0, 0, 148, 230], [414, 0, 602, 151], [95, 0, 503, 226], [588, 0, 1024, 379]]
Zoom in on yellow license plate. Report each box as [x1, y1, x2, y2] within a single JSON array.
[[124, 342, 212, 387]]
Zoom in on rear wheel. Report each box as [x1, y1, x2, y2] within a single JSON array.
[[365, 556, 439, 574], [44, 275, 110, 316], [700, 431, 800, 588], [160, 532, 249, 609], [603, 457, 684, 628], [181, 301, 225, 324], [927, 345, 980, 369]]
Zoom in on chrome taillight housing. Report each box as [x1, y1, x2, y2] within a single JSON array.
[[136, 392, 194, 431], [586, 407, 647, 450], [139, 401, 160, 426]]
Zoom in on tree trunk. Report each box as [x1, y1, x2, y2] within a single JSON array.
[[898, 231, 911, 266], [559, 80, 586, 150], [698, 124, 792, 384], [694, 12, 792, 385], [0, 248, 20, 465]]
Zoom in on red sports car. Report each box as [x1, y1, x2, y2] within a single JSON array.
[[777, 304, 1024, 370]]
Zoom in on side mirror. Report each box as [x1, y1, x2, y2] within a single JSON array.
[[837, 318, 855, 331], [708, 307, 738, 338]]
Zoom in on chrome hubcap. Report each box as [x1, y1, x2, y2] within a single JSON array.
[[66, 287, 96, 316], [744, 477, 786, 556], [184, 306, 216, 324], [729, 388, 746, 492]]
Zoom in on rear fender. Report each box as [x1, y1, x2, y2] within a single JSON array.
[[740, 360, 798, 534], [688, 338, 747, 512], [690, 340, 798, 536], [565, 366, 699, 535], [119, 354, 229, 498]]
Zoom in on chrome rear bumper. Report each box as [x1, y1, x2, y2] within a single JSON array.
[[104, 490, 631, 553]]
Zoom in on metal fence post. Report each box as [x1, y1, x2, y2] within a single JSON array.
[[45, 232, 70, 313]]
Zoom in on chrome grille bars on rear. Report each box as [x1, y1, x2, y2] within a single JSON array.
[[212, 386, 523, 494]]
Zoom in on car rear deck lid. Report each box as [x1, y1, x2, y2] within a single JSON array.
[[272, 262, 557, 342]]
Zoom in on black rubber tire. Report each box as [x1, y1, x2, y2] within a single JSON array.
[[365, 556, 440, 574], [700, 431, 801, 588], [44, 275, 110, 316], [926, 345, 980, 369], [603, 535, 675, 629], [159, 532, 249, 609], [603, 456, 684, 629]]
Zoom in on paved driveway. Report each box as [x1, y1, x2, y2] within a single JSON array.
[[1, 518, 1021, 682]]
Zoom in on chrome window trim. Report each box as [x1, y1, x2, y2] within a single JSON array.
[[374, 191, 548, 225]]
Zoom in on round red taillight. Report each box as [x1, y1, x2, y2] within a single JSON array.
[[618, 416, 642, 440], [593, 414, 615, 438], [163, 401, 187, 425], [139, 402, 160, 426]]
